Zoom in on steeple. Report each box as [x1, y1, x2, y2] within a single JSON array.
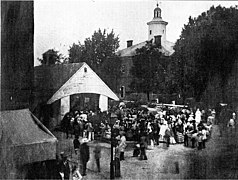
[[147, 3, 168, 44]]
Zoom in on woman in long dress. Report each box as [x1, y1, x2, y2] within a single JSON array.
[[119, 131, 127, 160], [159, 119, 168, 142], [175, 119, 184, 143]]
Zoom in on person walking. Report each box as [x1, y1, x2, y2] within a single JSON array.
[[93, 141, 101, 172], [79, 138, 90, 176]]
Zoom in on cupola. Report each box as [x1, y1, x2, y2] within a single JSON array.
[[154, 3, 161, 19]]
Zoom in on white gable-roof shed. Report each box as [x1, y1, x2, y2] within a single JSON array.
[[45, 63, 118, 114], [47, 63, 119, 104]]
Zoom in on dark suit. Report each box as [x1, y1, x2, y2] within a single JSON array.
[[80, 143, 90, 176]]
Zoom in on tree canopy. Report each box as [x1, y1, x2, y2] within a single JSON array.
[[170, 5, 238, 101], [68, 28, 120, 70], [130, 41, 168, 101]]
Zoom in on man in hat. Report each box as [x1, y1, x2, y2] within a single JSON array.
[[79, 138, 90, 176]]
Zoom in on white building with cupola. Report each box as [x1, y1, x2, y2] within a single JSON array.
[[116, 4, 174, 97]]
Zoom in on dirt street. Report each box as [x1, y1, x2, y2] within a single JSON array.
[[56, 124, 238, 179]]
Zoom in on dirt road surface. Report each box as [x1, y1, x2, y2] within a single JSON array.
[[56, 124, 238, 179]]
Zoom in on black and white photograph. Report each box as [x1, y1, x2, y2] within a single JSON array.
[[1, 0, 238, 179]]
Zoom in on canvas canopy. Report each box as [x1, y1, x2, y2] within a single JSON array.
[[0, 108, 57, 177]]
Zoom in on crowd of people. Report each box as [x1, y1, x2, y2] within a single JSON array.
[[60, 104, 218, 156], [58, 102, 237, 179], [106, 106, 215, 150]]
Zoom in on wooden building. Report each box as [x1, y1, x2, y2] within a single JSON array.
[[33, 62, 119, 128]]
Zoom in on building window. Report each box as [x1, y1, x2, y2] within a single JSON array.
[[150, 30, 152, 35], [163, 30, 164, 33], [84, 67, 87, 73]]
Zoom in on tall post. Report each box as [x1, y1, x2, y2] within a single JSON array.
[[110, 116, 115, 179]]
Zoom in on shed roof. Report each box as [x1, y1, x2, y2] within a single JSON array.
[[34, 63, 84, 95]]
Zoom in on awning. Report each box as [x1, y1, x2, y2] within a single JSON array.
[[0, 109, 57, 168]]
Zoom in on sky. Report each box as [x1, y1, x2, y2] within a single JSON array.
[[34, 0, 237, 66]]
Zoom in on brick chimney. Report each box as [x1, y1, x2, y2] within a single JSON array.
[[127, 40, 133, 48], [154, 35, 161, 47]]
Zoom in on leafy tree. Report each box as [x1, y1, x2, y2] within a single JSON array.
[[38, 49, 64, 65], [130, 41, 168, 101], [68, 42, 84, 63], [68, 28, 120, 70], [170, 5, 238, 102]]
